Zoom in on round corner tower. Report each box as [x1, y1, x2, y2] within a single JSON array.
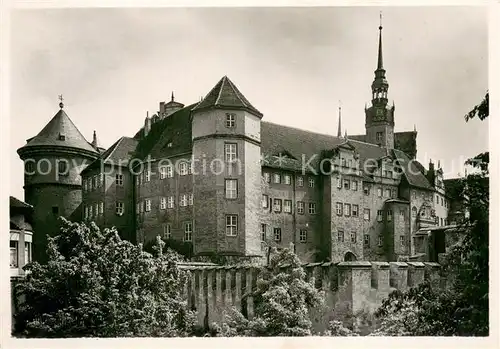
[[17, 101, 99, 263]]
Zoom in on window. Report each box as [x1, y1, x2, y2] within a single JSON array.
[[184, 222, 193, 241], [387, 210, 393, 222], [336, 177, 342, 189], [83, 178, 88, 192], [308, 178, 315, 188], [226, 215, 238, 236], [166, 165, 174, 178], [89, 205, 93, 218], [115, 174, 123, 186], [436, 195, 439, 204], [167, 196, 174, 209], [160, 166, 167, 179], [364, 234, 370, 246], [24, 242, 31, 265], [378, 235, 383, 247], [351, 180, 358, 191], [297, 201, 305, 214], [400, 236, 405, 247], [58, 133, 66, 141], [179, 162, 188, 176], [308, 202, 316, 214], [299, 230, 307, 243], [25, 160, 35, 174], [337, 230, 344, 242], [139, 201, 144, 213], [180, 194, 188, 207], [57, 160, 68, 175], [226, 113, 236, 128], [377, 210, 383, 222], [421, 208, 426, 217], [274, 228, 282, 242], [411, 206, 417, 217], [344, 203, 351, 217], [392, 189, 397, 198], [441, 197, 444, 206], [187, 161, 192, 175], [350, 232, 357, 243], [262, 194, 269, 209], [95, 203, 99, 217], [343, 179, 350, 190], [273, 173, 281, 184], [10, 241, 18, 268], [116, 202, 124, 215], [136, 202, 140, 213], [377, 187, 382, 197], [273, 199, 282, 213], [145, 199, 151, 212], [341, 158, 346, 167], [99, 202, 104, 215], [386, 171, 393, 178], [364, 208, 370, 221], [284, 174, 291, 185], [376, 132, 383, 142], [400, 209, 406, 220], [440, 217, 444, 226], [384, 189, 391, 197], [163, 224, 171, 239], [284, 200, 292, 213], [225, 143, 238, 162], [336, 202, 343, 216], [188, 193, 194, 206], [84, 206, 88, 220], [348, 159, 353, 168], [93, 175, 97, 189], [160, 197, 167, 210], [297, 176, 304, 187], [139, 173, 143, 185], [263, 172, 271, 183], [225, 179, 238, 199], [352, 204, 359, 217], [52, 206, 59, 215], [261, 224, 267, 241], [143, 171, 149, 182], [363, 186, 370, 195], [412, 191, 417, 199]]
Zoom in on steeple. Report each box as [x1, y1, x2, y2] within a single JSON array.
[[171, 91, 175, 102], [337, 101, 342, 137], [91, 130, 99, 149], [371, 11, 389, 106]]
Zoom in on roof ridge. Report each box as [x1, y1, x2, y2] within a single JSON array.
[[214, 76, 226, 106], [227, 77, 248, 108], [104, 136, 125, 163]]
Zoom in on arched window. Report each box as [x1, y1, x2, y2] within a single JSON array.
[[412, 206, 417, 217], [344, 251, 357, 262]]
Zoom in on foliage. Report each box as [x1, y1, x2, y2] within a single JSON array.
[[464, 92, 488, 122], [215, 247, 324, 336], [143, 238, 193, 260], [14, 219, 196, 337], [323, 320, 359, 336], [373, 92, 489, 336]]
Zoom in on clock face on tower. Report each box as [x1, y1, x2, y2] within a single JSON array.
[[374, 108, 385, 121]]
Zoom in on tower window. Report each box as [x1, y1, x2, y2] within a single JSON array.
[[58, 133, 66, 141], [116, 174, 123, 186], [337, 230, 344, 242], [116, 202, 124, 215], [224, 143, 238, 162], [351, 232, 357, 243], [226, 113, 236, 128], [225, 179, 238, 199], [308, 178, 315, 188], [376, 132, 383, 142], [308, 202, 316, 214], [184, 222, 193, 241], [226, 215, 238, 236], [343, 203, 351, 216], [364, 234, 370, 246], [57, 160, 68, 176]]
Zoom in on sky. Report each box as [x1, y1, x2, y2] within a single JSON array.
[[8, 6, 488, 200]]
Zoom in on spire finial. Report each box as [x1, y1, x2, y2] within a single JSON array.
[[58, 94, 64, 109], [377, 12, 384, 70], [414, 124, 417, 132], [171, 91, 175, 102], [337, 100, 342, 137], [344, 129, 347, 139], [91, 130, 98, 148], [438, 160, 441, 168]]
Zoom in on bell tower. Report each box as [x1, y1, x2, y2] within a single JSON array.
[[365, 13, 395, 149]]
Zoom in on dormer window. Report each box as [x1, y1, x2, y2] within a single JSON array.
[[58, 133, 66, 141], [226, 113, 236, 128]]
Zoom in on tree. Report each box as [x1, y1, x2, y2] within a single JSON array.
[[14, 219, 196, 337], [215, 247, 324, 336], [373, 92, 489, 336]]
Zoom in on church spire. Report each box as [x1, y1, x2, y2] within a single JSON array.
[[377, 12, 384, 71], [337, 101, 342, 137], [171, 91, 175, 102]]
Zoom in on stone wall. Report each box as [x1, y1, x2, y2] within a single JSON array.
[[180, 260, 443, 332]]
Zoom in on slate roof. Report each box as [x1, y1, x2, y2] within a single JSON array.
[[350, 131, 418, 159], [82, 136, 139, 173], [393, 149, 433, 190], [19, 109, 98, 154], [10, 196, 32, 209], [191, 76, 263, 117]]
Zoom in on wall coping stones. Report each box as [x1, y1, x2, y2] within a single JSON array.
[[371, 262, 390, 269], [337, 261, 373, 269], [407, 262, 425, 268], [424, 262, 441, 268], [389, 262, 409, 269]]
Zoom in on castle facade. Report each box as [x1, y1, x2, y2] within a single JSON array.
[[17, 23, 454, 264]]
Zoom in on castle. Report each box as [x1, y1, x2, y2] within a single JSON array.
[[17, 22, 459, 265]]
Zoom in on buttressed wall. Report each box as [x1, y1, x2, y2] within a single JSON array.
[[180, 261, 443, 332]]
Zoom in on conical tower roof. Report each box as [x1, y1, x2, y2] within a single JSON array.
[[18, 107, 98, 155], [192, 76, 263, 117]]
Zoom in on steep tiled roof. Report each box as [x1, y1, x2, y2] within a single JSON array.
[[134, 103, 197, 161], [82, 136, 139, 173], [350, 131, 417, 159], [191, 76, 263, 117], [393, 149, 433, 190], [10, 196, 32, 209], [19, 109, 98, 154]]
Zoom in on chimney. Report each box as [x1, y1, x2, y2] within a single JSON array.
[[144, 112, 151, 137]]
